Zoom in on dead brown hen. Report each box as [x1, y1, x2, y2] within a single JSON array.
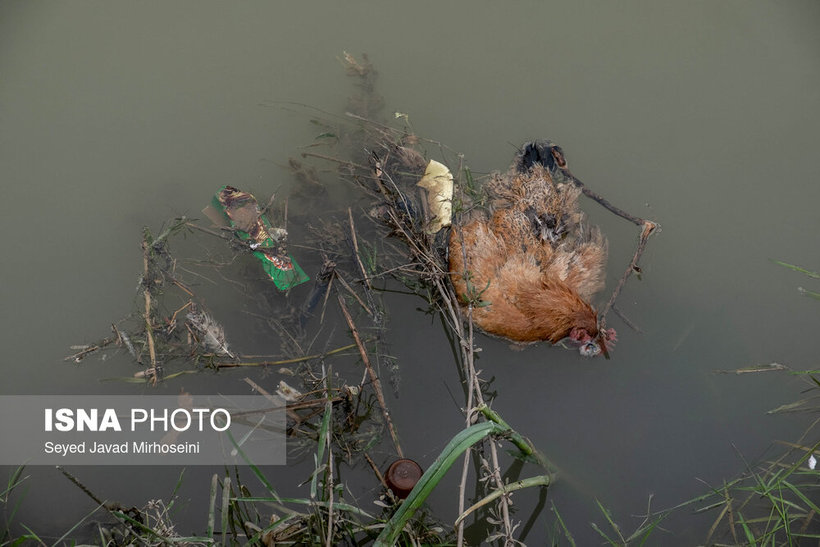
[[449, 141, 616, 357]]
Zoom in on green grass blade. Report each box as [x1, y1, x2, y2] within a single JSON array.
[[550, 502, 577, 547], [737, 511, 758, 546], [246, 513, 301, 544], [637, 521, 664, 546], [767, 399, 812, 414], [1, 465, 27, 500], [478, 404, 552, 469], [207, 473, 218, 539], [2, 466, 30, 535], [374, 421, 508, 546], [801, 288, 820, 300], [229, 437, 280, 500], [311, 394, 333, 501], [455, 475, 550, 528], [771, 260, 820, 279], [589, 521, 617, 545], [593, 498, 625, 543], [51, 503, 104, 546], [780, 439, 820, 479], [221, 476, 231, 543], [783, 479, 820, 514], [165, 468, 185, 513], [16, 525, 45, 546]]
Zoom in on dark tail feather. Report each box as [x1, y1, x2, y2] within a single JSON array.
[[517, 140, 566, 173]]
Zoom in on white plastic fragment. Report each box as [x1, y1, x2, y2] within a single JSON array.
[[277, 380, 303, 402], [416, 159, 453, 233]]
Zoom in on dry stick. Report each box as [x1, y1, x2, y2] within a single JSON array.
[[380, 174, 515, 544], [261, 192, 277, 215], [213, 342, 358, 368], [346, 207, 381, 324], [285, 397, 344, 412], [241, 379, 346, 433], [487, 438, 513, 539], [141, 241, 158, 387], [565, 168, 648, 227], [347, 111, 464, 163], [360, 261, 425, 282], [610, 304, 644, 334], [456, 304, 477, 547], [444, 188, 515, 544], [601, 220, 657, 320], [168, 301, 193, 327], [324, 369, 335, 547], [64, 338, 115, 362], [466, 301, 513, 542], [435, 275, 514, 545], [347, 207, 372, 291], [171, 278, 194, 297], [185, 222, 235, 241], [301, 151, 367, 171], [450, 186, 494, 544], [337, 294, 403, 458], [320, 274, 334, 325], [333, 272, 372, 315], [577, 184, 646, 227], [242, 378, 300, 424], [363, 452, 393, 497], [377, 162, 514, 543], [187, 221, 283, 263], [466, 330, 513, 542], [565, 171, 659, 322]]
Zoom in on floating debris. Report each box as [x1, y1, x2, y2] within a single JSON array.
[[207, 185, 309, 290], [276, 380, 303, 402], [449, 141, 617, 357], [416, 159, 453, 233], [118, 330, 137, 360], [385, 458, 423, 499], [714, 363, 788, 375], [186, 308, 234, 359]]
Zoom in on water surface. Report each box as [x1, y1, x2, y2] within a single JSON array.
[[2, 1, 819, 543]]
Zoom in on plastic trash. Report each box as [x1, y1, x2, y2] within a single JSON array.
[[416, 159, 453, 233], [208, 186, 309, 290]]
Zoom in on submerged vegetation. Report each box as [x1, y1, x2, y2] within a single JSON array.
[[4, 54, 818, 546], [44, 52, 565, 545]]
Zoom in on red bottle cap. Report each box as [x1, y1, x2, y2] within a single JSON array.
[[385, 459, 423, 499]]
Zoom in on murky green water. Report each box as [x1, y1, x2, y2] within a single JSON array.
[[2, 1, 819, 543]]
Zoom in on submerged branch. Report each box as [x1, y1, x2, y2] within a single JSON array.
[[205, 343, 359, 369], [601, 219, 658, 321], [337, 293, 403, 458], [141, 240, 159, 386]]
